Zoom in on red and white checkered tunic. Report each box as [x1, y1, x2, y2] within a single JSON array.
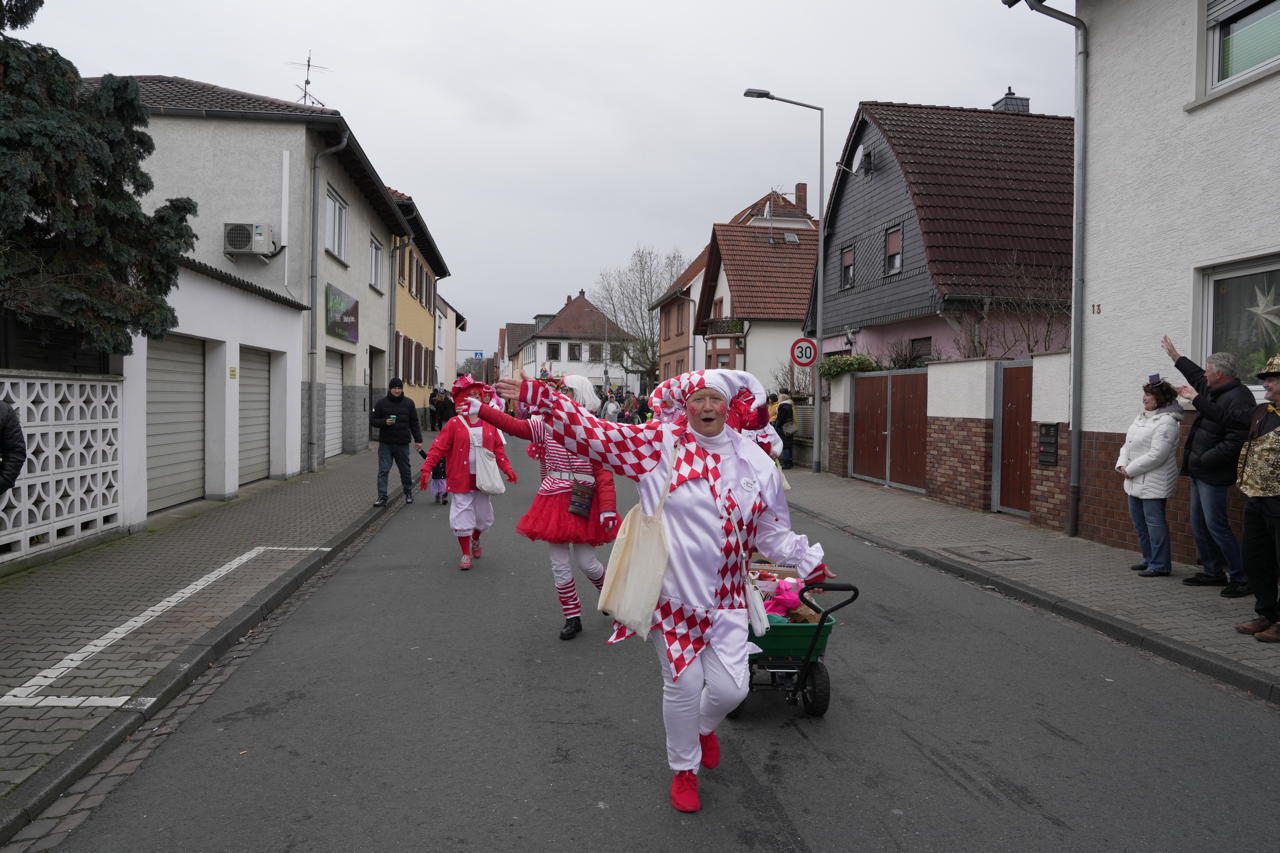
[[528, 418, 594, 495], [521, 380, 823, 684]]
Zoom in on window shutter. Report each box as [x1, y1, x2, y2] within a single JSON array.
[[886, 229, 902, 256], [394, 332, 403, 376], [1207, 0, 1255, 24]]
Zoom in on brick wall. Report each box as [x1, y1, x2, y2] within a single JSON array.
[[1030, 422, 1070, 530], [926, 417, 992, 511], [1065, 414, 1246, 564], [829, 412, 849, 477]]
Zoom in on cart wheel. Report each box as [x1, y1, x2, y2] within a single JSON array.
[[800, 662, 830, 717], [725, 697, 745, 719]]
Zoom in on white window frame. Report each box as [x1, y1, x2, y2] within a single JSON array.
[[1201, 253, 1280, 387], [1194, 0, 1280, 106], [369, 235, 384, 292], [325, 187, 348, 261], [568, 342, 583, 362], [546, 341, 561, 361]]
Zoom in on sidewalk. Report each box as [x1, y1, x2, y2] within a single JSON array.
[[782, 468, 1280, 704], [0, 447, 399, 843]]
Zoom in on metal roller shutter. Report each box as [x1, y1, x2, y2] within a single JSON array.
[[238, 348, 271, 484], [325, 351, 344, 458], [147, 335, 206, 512]]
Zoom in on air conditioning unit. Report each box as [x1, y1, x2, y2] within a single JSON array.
[[223, 223, 276, 256]]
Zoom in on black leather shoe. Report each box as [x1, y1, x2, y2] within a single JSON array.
[[559, 617, 582, 640], [1130, 563, 1147, 571], [1182, 572, 1227, 586], [373, 496, 388, 507], [1221, 581, 1252, 598]]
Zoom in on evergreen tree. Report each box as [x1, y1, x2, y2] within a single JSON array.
[[0, 0, 197, 354]]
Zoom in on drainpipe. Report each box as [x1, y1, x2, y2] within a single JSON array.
[[1011, 0, 1087, 536], [308, 130, 349, 473]]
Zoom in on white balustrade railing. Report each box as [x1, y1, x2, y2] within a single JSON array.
[[0, 372, 122, 564]]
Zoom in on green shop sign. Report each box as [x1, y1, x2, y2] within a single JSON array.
[[325, 284, 359, 343]]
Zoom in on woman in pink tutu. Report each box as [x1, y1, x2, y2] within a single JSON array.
[[460, 373, 619, 640]]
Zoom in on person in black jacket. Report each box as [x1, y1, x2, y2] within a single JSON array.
[[371, 378, 423, 507], [0, 400, 26, 498], [1164, 336, 1256, 597]]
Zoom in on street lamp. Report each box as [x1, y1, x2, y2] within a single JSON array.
[[745, 87, 825, 474]]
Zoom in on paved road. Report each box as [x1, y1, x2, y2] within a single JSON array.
[[47, 452, 1280, 852]]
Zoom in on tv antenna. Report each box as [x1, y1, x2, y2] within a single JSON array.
[[287, 51, 330, 107]]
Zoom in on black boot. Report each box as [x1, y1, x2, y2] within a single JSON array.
[[559, 617, 582, 640]]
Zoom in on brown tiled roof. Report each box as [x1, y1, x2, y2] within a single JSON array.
[[651, 245, 708, 309], [855, 102, 1073, 298], [704, 224, 816, 322], [730, 191, 813, 224], [386, 186, 450, 279], [83, 75, 339, 116], [532, 291, 632, 341], [505, 322, 536, 352]]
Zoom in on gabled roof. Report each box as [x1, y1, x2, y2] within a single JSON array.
[[531, 291, 632, 342], [84, 75, 410, 239], [651, 245, 709, 310], [700, 224, 817, 324], [386, 186, 450, 279], [505, 322, 536, 353], [834, 101, 1073, 299], [730, 190, 813, 224]]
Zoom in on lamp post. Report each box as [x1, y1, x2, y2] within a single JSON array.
[[745, 87, 825, 474]]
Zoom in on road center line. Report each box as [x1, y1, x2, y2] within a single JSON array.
[[1, 546, 329, 705]]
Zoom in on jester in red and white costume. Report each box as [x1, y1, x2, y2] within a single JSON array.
[[459, 374, 620, 641], [421, 375, 518, 570], [495, 368, 825, 813]]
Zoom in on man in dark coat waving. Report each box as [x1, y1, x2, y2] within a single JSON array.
[[371, 378, 423, 507], [1164, 336, 1256, 597]]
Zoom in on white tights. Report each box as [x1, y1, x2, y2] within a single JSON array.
[[548, 542, 604, 618], [652, 639, 749, 771]]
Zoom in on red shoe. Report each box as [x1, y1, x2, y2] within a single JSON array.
[[670, 770, 700, 813], [699, 732, 720, 770], [459, 555, 472, 571], [472, 542, 483, 559]]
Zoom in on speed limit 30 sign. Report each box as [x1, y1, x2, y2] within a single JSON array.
[[790, 338, 818, 367]]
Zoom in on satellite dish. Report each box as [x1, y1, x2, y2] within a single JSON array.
[[851, 144, 865, 174]]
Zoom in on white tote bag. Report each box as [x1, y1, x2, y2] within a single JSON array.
[[467, 419, 506, 495], [598, 433, 675, 639], [746, 581, 770, 636]]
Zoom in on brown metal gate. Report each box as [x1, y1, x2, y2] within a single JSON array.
[[993, 362, 1033, 515], [851, 369, 927, 492]]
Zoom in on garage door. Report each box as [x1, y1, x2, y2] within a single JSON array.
[[325, 351, 344, 458], [147, 335, 205, 512], [238, 348, 271, 484]]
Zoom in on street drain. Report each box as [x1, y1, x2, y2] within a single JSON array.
[[942, 545, 1031, 563]]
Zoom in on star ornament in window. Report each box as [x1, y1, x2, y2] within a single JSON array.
[[1248, 285, 1280, 341]]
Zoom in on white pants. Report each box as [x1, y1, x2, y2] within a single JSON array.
[[449, 490, 494, 537], [549, 543, 604, 618], [652, 639, 749, 772]]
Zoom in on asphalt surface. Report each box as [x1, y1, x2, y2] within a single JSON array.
[[4, 436, 1280, 848], [41, 453, 1280, 852]]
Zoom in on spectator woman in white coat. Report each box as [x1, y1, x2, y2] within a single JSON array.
[[1116, 378, 1184, 577]]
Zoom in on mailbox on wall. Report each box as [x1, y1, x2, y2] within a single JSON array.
[[1038, 423, 1059, 466]]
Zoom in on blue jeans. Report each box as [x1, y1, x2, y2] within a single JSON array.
[[1128, 495, 1170, 574], [377, 443, 412, 499], [1188, 478, 1245, 582]]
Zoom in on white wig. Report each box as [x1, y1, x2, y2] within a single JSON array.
[[560, 374, 600, 413]]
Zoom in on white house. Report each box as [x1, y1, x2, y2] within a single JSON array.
[[518, 292, 639, 398], [436, 295, 466, 383]]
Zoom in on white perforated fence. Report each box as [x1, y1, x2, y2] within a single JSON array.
[[0, 372, 123, 564]]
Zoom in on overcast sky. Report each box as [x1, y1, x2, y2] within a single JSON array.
[[18, 0, 1076, 358]]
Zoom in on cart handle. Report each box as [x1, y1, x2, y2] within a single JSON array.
[[799, 582, 859, 620]]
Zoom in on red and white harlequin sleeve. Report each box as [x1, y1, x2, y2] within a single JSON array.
[[520, 380, 663, 481]]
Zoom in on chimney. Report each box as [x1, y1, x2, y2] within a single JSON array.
[[566, 294, 572, 305], [992, 87, 1030, 113], [795, 183, 808, 214]]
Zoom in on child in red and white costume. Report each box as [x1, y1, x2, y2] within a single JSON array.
[[460, 374, 620, 640], [421, 375, 517, 570], [495, 368, 825, 813]]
